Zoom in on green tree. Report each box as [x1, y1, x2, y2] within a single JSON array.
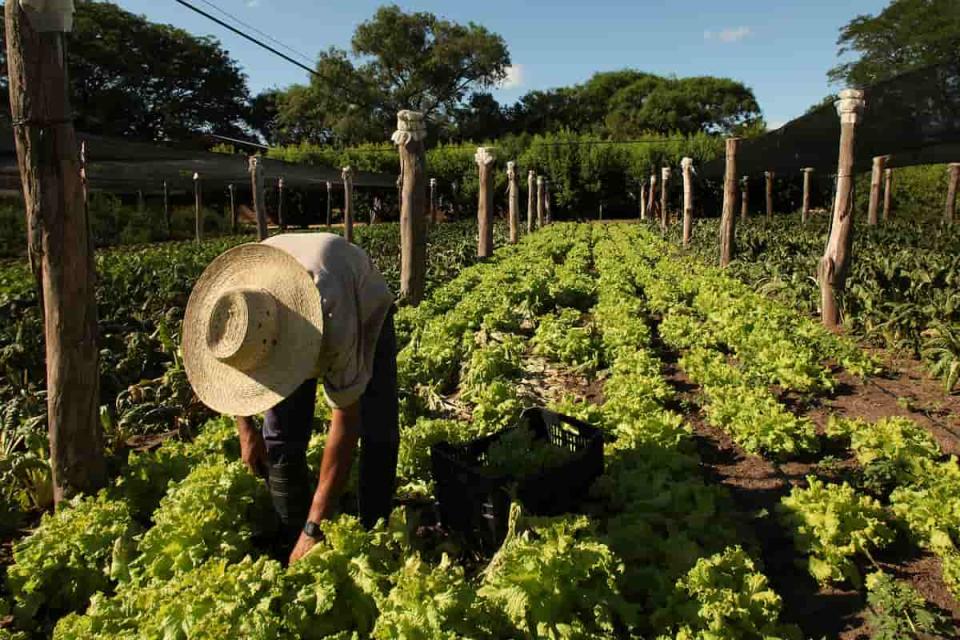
[[828, 0, 960, 86], [0, 1, 251, 142], [606, 76, 762, 137], [266, 4, 509, 145]]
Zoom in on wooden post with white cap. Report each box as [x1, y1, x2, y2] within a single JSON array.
[[476, 147, 495, 257], [5, 0, 106, 499], [392, 110, 427, 304], [819, 89, 866, 329]]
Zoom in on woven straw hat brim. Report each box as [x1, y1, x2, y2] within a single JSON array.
[[182, 243, 324, 416]]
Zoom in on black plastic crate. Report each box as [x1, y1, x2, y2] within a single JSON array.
[[430, 407, 604, 552]]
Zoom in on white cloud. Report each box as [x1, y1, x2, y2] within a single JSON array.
[[767, 121, 786, 131], [501, 64, 525, 89], [704, 26, 752, 44], [245, 0, 261, 7]]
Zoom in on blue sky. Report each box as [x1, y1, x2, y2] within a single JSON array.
[[121, 0, 889, 128]]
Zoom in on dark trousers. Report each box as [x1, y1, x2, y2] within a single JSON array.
[[262, 308, 399, 540]]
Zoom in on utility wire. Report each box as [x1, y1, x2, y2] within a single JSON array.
[[172, 0, 317, 77], [192, 0, 314, 66]]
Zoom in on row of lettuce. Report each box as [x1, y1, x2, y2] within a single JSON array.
[[628, 223, 957, 634], [2, 223, 957, 638]]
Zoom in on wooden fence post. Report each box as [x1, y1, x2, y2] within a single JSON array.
[[647, 172, 656, 218], [536, 175, 545, 228], [946, 163, 960, 223], [527, 170, 536, 232], [649, 171, 659, 224], [819, 89, 865, 330], [640, 180, 647, 220], [476, 147, 495, 258], [392, 110, 427, 305], [544, 179, 552, 225], [765, 170, 775, 218], [681, 157, 694, 247], [193, 172, 202, 242], [325, 181, 332, 230], [342, 166, 354, 244], [740, 176, 749, 220], [883, 166, 894, 222], [720, 138, 740, 267], [507, 161, 519, 243], [429, 177, 437, 225], [163, 179, 171, 238], [660, 167, 671, 233], [801, 168, 814, 223], [228, 184, 237, 233], [249, 156, 267, 240], [5, 0, 106, 500], [277, 177, 285, 230], [867, 155, 887, 225]]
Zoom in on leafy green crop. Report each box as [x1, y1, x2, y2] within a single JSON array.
[[779, 476, 893, 586], [129, 460, 272, 582], [6, 493, 139, 624], [479, 513, 633, 639], [864, 570, 953, 640], [483, 425, 571, 479], [657, 546, 800, 640]]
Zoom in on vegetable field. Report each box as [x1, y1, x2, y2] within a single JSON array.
[[4, 221, 959, 639], [0, 221, 504, 534], [674, 217, 960, 392]]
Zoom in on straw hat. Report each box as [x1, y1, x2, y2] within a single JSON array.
[[182, 243, 324, 416]]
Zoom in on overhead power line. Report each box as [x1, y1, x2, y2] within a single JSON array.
[[193, 0, 314, 66], [172, 0, 318, 77]]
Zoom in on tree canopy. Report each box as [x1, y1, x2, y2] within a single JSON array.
[[260, 5, 510, 145], [0, 1, 251, 143], [828, 0, 960, 87]]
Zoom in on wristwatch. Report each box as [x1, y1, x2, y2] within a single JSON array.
[[303, 520, 323, 540]]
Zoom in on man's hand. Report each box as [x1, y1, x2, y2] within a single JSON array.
[[236, 416, 268, 478], [289, 531, 317, 564]]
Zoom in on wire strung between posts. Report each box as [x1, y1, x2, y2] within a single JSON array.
[[172, 0, 318, 77], [192, 0, 314, 66]]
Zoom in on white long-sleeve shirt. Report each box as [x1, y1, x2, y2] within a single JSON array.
[[262, 233, 394, 409]]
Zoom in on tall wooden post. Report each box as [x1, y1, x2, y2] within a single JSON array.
[[740, 176, 749, 220], [946, 163, 960, 223], [392, 110, 427, 305], [163, 179, 171, 239], [640, 181, 647, 220], [342, 166, 354, 244], [429, 177, 437, 225], [765, 170, 775, 218], [228, 184, 237, 233], [249, 156, 267, 240], [883, 167, 894, 222], [681, 157, 694, 247], [819, 89, 866, 330], [544, 178, 552, 225], [507, 161, 520, 243], [476, 147, 495, 258], [526, 170, 536, 232], [801, 168, 814, 223], [660, 167, 671, 232], [325, 181, 332, 230], [649, 172, 659, 224], [647, 172, 655, 217], [5, 0, 105, 500], [277, 177, 285, 231], [867, 155, 887, 225], [193, 172, 202, 242], [720, 138, 740, 267], [536, 175, 545, 228]]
